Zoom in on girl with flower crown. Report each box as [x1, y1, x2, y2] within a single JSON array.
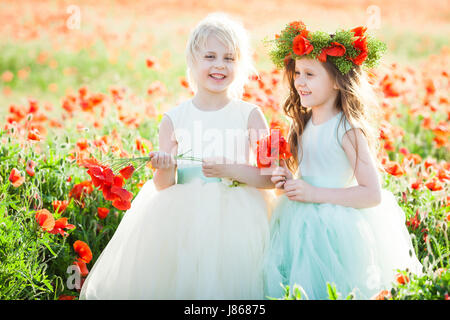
[[263, 21, 423, 299], [80, 13, 275, 300]]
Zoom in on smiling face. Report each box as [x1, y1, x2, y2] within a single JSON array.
[[294, 58, 339, 109], [192, 35, 237, 96]]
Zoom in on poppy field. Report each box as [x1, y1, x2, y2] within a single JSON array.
[[0, 0, 449, 300]]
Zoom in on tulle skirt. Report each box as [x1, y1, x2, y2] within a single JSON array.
[[79, 175, 273, 300], [263, 189, 424, 300]]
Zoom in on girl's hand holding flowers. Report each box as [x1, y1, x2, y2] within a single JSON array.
[[271, 159, 293, 189], [148, 151, 176, 169], [256, 128, 293, 190]]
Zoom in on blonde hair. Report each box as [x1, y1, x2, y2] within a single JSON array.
[[283, 56, 382, 175], [185, 12, 256, 99]]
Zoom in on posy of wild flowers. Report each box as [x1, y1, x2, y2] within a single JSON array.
[[80, 150, 202, 210]]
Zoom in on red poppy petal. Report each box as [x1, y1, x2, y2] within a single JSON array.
[[112, 198, 131, 211], [119, 165, 135, 180]]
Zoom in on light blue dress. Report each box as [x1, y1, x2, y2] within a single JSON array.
[[263, 112, 423, 300]]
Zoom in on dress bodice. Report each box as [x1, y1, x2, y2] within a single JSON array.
[[164, 98, 260, 183], [299, 112, 359, 188]]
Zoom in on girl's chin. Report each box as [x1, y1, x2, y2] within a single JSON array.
[[205, 83, 230, 92], [203, 86, 229, 95]]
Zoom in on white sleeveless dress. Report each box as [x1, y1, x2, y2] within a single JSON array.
[[80, 99, 273, 300]]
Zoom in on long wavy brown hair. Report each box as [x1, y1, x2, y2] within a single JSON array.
[[282, 56, 382, 176]]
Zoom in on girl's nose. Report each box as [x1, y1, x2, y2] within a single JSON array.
[[295, 76, 306, 87], [214, 64, 225, 70]]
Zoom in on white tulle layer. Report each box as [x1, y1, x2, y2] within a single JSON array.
[[79, 178, 273, 300]]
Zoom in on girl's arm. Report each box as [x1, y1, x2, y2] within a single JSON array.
[[284, 128, 382, 208], [152, 115, 178, 191], [202, 108, 275, 189]]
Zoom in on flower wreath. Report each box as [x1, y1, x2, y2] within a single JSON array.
[[267, 21, 387, 74]]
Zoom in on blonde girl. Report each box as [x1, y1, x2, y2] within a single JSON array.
[[80, 13, 274, 300]]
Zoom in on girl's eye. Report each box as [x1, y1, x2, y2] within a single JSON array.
[[225, 57, 234, 61], [205, 55, 215, 59], [295, 71, 312, 76]]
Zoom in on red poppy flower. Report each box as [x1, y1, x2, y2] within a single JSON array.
[[425, 179, 443, 191], [349, 36, 368, 65], [437, 168, 450, 182], [292, 34, 314, 56], [49, 217, 75, 237], [119, 165, 135, 180], [52, 199, 69, 214], [257, 129, 292, 168], [9, 168, 25, 187], [101, 184, 116, 201], [179, 77, 189, 89], [76, 139, 89, 151], [406, 210, 420, 230], [112, 198, 131, 211], [97, 207, 110, 219], [27, 128, 42, 141], [88, 93, 105, 107], [82, 159, 134, 211], [371, 289, 391, 300], [350, 26, 367, 37], [35, 209, 55, 232], [69, 181, 94, 201], [406, 153, 422, 165], [114, 175, 124, 187], [26, 160, 37, 177], [270, 119, 288, 138], [58, 295, 76, 300], [73, 259, 89, 277], [86, 166, 115, 189], [146, 57, 157, 69], [384, 161, 404, 177], [110, 185, 133, 202], [395, 273, 409, 285], [73, 240, 93, 264], [288, 21, 306, 32], [410, 180, 422, 190], [318, 42, 346, 62]]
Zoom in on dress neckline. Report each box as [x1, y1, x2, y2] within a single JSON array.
[[190, 98, 235, 113], [310, 111, 342, 127]]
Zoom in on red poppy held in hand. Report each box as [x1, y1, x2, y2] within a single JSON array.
[[256, 129, 292, 168], [81, 159, 133, 211], [119, 165, 135, 180]]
